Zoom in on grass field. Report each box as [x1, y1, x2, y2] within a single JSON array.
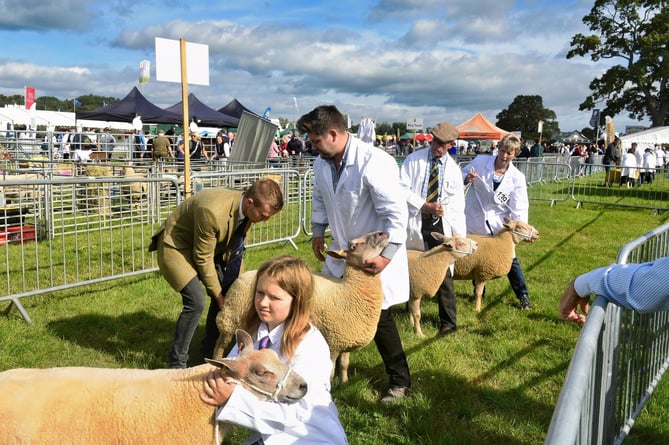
[[1, 199, 669, 444]]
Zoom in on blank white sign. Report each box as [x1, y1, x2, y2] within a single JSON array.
[[155, 37, 209, 86]]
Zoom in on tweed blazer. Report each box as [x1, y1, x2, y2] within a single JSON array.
[[149, 187, 245, 297]]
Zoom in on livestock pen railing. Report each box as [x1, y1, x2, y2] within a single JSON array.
[[545, 221, 669, 445], [0, 167, 303, 322]]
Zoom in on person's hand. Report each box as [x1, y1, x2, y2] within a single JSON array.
[[214, 292, 225, 311], [200, 368, 236, 407], [421, 201, 443, 217], [559, 279, 590, 324], [312, 236, 326, 262], [464, 168, 477, 185], [362, 255, 390, 275]]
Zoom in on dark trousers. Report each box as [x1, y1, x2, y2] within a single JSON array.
[[374, 308, 411, 389], [507, 257, 529, 299], [422, 216, 457, 329], [169, 277, 207, 368]]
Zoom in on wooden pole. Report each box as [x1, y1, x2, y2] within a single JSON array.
[[180, 38, 191, 199]]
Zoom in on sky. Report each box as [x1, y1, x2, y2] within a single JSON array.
[[0, 0, 649, 134]]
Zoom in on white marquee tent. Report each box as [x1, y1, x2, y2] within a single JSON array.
[[0, 104, 134, 132], [620, 126, 669, 150]]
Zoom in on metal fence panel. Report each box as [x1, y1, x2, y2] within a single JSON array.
[[1, 166, 305, 322], [546, 222, 669, 445]]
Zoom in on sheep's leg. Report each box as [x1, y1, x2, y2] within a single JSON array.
[[339, 352, 350, 384], [408, 297, 425, 338], [330, 353, 339, 382], [474, 280, 486, 312]]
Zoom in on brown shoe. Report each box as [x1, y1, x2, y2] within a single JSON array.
[[379, 387, 408, 405]]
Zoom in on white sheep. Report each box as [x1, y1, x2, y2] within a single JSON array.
[[407, 234, 478, 337], [214, 231, 389, 384], [453, 217, 540, 312], [0, 330, 306, 445]]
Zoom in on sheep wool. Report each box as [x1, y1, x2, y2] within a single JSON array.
[[214, 231, 389, 383], [453, 217, 539, 312]]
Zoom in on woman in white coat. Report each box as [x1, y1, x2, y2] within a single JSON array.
[[462, 134, 534, 310], [297, 105, 411, 404]]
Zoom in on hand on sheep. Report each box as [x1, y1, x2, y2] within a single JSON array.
[[559, 279, 589, 324], [362, 255, 390, 275], [312, 236, 327, 262], [200, 368, 236, 407], [214, 292, 225, 311]]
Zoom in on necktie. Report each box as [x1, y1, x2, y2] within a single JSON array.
[[426, 158, 439, 202], [219, 217, 249, 295], [258, 335, 271, 350]]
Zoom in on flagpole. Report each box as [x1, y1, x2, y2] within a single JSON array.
[[180, 38, 192, 199]]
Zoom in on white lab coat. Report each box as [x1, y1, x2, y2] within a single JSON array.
[[218, 323, 348, 445], [312, 134, 409, 309], [462, 155, 528, 236], [400, 147, 466, 251]]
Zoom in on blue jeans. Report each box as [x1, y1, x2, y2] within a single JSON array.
[[507, 257, 529, 298], [169, 277, 207, 368]]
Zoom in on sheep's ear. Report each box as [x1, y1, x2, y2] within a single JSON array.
[[235, 329, 254, 352], [204, 357, 242, 378], [326, 249, 347, 260]]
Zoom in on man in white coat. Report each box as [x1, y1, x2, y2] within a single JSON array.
[[462, 134, 535, 310], [297, 105, 411, 404], [400, 121, 467, 336]]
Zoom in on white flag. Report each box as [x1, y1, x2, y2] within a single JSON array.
[[139, 60, 151, 84]]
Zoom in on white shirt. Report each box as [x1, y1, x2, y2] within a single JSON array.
[[621, 152, 637, 177], [400, 147, 466, 251], [72, 149, 91, 162], [574, 257, 669, 313], [217, 323, 347, 445], [461, 154, 529, 236], [643, 151, 657, 171], [312, 134, 409, 308]]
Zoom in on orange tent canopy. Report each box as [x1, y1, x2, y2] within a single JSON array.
[[456, 113, 511, 140]]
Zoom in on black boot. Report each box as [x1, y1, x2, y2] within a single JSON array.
[[518, 294, 532, 310]]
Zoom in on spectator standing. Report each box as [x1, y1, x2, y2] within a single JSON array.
[[189, 132, 208, 161], [400, 121, 466, 337], [99, 128, 116, 160], [213, 133, 230, 161], [632, 142, 644, 186], [530, 141, 544, 157], [297, 105, 412, 404], [462, 134, 536, 310], [152, 129, 173, 161], [133, 130, 147, 159], [287, 134, 304, 157], [642, 148, 656, 184], [602, 137, 621, 186], [620, 147, 637, 188]]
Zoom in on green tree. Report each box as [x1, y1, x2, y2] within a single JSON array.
[[567, 0, 669, 127], [495, 95, 559, 142]]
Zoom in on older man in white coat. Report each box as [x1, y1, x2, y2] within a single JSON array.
[[400, 121, 467, 337], [297, 105, 411, 404]]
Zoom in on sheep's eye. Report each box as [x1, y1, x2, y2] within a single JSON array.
[[255, 369, 274, 378]]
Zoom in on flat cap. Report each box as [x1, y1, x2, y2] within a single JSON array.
[[431, 122, 459, 142]]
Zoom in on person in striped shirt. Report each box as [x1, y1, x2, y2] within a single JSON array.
[[559, 257, 669, 323]]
